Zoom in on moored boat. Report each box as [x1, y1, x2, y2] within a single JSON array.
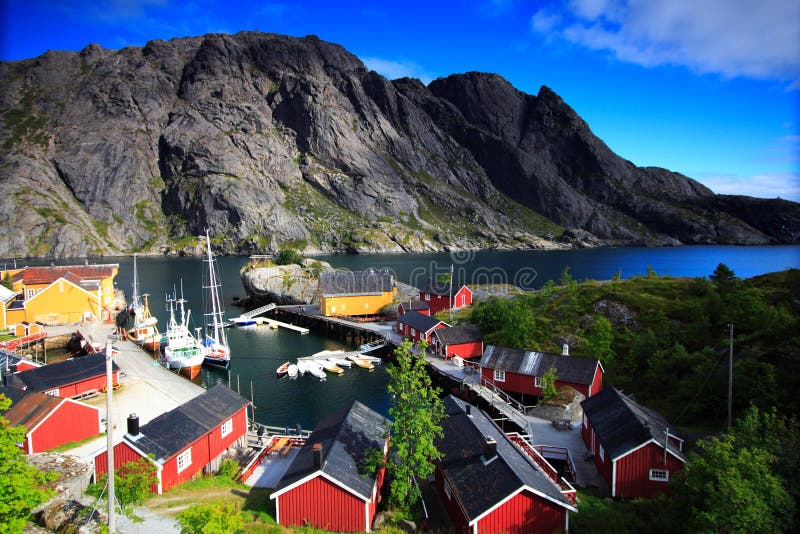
[[161, 295, 206, 380], [326, 357, 352, 368], [348, 354, 375, 370], [202, 230, 230, 369], [317, 359, 344, 374], [297, 360, 326, 380], [287, 363, 298, 378], [128, 254, 161, 352], [276, 361, 291, 376]]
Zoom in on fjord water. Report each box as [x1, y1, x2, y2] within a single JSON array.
[[15, 245, 799, 429]]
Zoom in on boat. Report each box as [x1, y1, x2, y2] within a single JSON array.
[[317, 359, 344, 374], [276, 361, 291, 377], [347, 354, 375, 370], [359, 354, 383, 364], [228, 316, 257, 327], [326, 357, 353, 368], [287, 363, 298, 378], [297, 360, 326, 380], [201, 230, 231, 369], [161, 295, 206, 379], [127, 254, 161, 352]]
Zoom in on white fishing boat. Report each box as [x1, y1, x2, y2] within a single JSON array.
[[287, 363, 298, 378], [318, 359, 344, 374], [359, 353, 383, 364], [127, 254, 161, 352], [161, 295, 206, 379], [326, 357, 353, 368], [347, 354, 375, 370], [201, 230, 230, 369], [297, 360, 326, 380]]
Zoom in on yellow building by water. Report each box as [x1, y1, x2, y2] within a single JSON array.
[[318, 270, 397, 317], [0, 264, 119, 327]]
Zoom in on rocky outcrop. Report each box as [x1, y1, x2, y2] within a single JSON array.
[[240, 259, 333, 305], [1, 32, 797, 257]]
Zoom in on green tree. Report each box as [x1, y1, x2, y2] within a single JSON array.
[[540, 367, 558, 400], [436, 272, 451, 285], [1, 273, 12, 291], [383, 340, 445, 512], [273, 248, 304, 266], [90, 458, 157, 512], [587, 315, 615, 366], [710, 263, 739, 293], [178, 502, 243, 534], [539, 279, 556, 297], [0, 395, 53, 534], [471, 297, 534, 349]]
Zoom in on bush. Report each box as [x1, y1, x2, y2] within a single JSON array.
[[217, 459, 239, 480], [178, 502, 243, 534], [88, 459, 157, 512], [274, 248, 304, 266]]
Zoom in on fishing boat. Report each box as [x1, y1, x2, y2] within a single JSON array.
[[297, 360, 326, 380], [347, 354, 375, 370], [161, 295, 206, 379], [201, 230, 230, 369], [276, 361, 291, 377], [317, 359, 344, 374], [287, 363, 298, 378], [127, 254, 161, 352]]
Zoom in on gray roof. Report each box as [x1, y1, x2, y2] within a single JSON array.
[[437, 396, 574, 521], [434, 325, 483, 346], [319, 270, 394, 297], [7, 352, 119, 393], [126, 383, 249, 462], [581, 388, 686, 462], [397, 311, 447, 333], [398, 301, 429, 312], [480, 345, 600, 385], [273, 400, 389, 500]]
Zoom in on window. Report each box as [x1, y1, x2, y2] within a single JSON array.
[[534, 376, 542, 387], [44, 389, 59, 397], [220, 418, 233, 438], [105, 286, 111, 294], [599, 444, 605, 461], [583, 413, 587, 428], [425, 294, 430, 301], [649, 469, 669, 482], [411, 328, 416, 337], [27, 289, 35, 298], [177, 449, 192, 473], [494, 369, 505, 382]]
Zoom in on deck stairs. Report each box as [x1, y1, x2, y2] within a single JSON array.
[[240, 303, 276, 319], [462, 374, 529, 429]]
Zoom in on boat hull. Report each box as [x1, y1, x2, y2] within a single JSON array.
[[179, 364, 203, 380]]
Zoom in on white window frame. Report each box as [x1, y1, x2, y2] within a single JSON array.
[[411, 328, 416, 337], [44, 388, 59, 397], [583, 413, 587, 428], [220, 418, 233, 438], [425, 294, 430, 301], [27, 288, 35, 298], [649, 469, 669, 482], [177, 449, 192, 473], [534, 376, 542, 388], [493, 369, 505, 382], [599, 444, 605, 462]]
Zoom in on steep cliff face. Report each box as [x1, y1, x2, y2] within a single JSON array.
[[0, 32, 796, 257]]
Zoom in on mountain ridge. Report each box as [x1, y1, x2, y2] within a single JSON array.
[[1, 31, 797, 257]]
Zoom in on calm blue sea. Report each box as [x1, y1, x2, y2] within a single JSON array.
[[4, 245, 798, 428]]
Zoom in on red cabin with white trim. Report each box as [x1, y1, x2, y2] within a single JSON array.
[[1, 385, 102, 454], [580, 388, 686, 498], [418, 281, 473, 315], [396, 311, 449, 347], [7, 352, 119, 399], [93, 384, 249, 494], [397, 301, 430, 317], [271, 401, 390, 532], [433, 325, 484, 360]]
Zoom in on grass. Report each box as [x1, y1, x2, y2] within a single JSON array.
[[50, 433, 105, 453], [2, 87, 50, 150], [34, 207, 66, 225]]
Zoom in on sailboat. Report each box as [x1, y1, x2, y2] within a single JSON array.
[[161, 291, 206, 379], [127, 254, 161, 352], [201, 230, 230, 369]]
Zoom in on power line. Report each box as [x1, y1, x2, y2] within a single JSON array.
[[674, 351, 724, 424]]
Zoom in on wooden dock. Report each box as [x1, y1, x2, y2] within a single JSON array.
[[264, 318, 309, 334], [271, 306, 396, 347]]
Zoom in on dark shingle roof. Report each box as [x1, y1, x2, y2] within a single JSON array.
[[7, 353, 119, 393], [418, 280, 452, 296], [398, 311, 446, 333], [273, 400, 389, 500], [581, 388, 686, 462], [480, 345, 600, 385], [398, 301, 429, 312], [0, 385, 64, 430], [434, 325, 483, 346], [437, 396, 574, 522], [319, 270, 394, 297], [126, 383, 249, 461]]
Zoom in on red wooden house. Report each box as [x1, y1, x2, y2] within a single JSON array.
[[418, 280, 473, 315], [270, 400, 390, 532], [433, 325, 484, 360], [435, 395, 577, 533], [480, 345, 603, 400], [580, 388, 686, 498], [397, 301, 430, 317], [1, 385, 102, 454], [93, 384, 249, 494], [7, 352, 119, 398], [396, 311, 449, 348]]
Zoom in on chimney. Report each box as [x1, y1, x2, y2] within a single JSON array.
[[127, 414, 140, 436], [483, 436, 497, 462], [313, 443, 323, 468], [465, 404, 472, 416], [562, 343, 569, 356]]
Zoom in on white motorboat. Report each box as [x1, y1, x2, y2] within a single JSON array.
[[297, 360, 326, 380], [326, 357, 352, 368], [287, 363, 298, 378], [318, 359, 344, 374], [359, 354, 382, 364]]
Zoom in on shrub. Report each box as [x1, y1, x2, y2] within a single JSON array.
[[178, 502, 243, 534], [217, 459, 239, 480], [274, 248, 304, 266]]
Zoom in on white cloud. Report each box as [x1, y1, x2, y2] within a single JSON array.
[[531, 0, 800, 85], [530, 9, 562, 33], [699, 172, 800, 201], [361, 57, 434, 85]]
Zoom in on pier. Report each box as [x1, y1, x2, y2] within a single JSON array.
[[271, 305, 401, 347]]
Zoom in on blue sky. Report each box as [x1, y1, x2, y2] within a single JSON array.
[[2, 0, 798, 200]]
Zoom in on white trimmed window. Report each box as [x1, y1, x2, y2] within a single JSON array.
[[534, 376, 542, 387], [411, 328, 416, 336], [44, 389, 59, 397], [649, 469, 669, 482], [177, 449, 192, 473], [425, 294, 430, 301], [27, 288, 35, 298], [221, 418, 233, 438], [599, 444, 605, 461], [494, 369, 505, 382]]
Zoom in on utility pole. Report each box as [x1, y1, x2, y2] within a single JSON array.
[[448, 264, 454, 322], [728, 323, 734, 430], [105, 341, 116, 533]]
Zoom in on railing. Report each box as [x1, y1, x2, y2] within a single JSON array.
[[0, 332, 47, 351], [507, 433, 560, 483], [478, 374, 527, 415], [559, 477, 578, 505], [506, 433, 577, 504], [240, 303, 276, 319], [534, 445, 578, 482]]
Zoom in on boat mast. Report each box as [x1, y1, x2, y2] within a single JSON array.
[[131, 253, 139, 306], [205, 230, 226, 346]]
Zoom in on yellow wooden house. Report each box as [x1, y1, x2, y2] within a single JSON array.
[[0, 264, 119, 326], [318, 270, 397, 317]]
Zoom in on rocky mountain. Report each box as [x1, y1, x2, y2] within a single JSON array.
[[1, 32, 797, 257]]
